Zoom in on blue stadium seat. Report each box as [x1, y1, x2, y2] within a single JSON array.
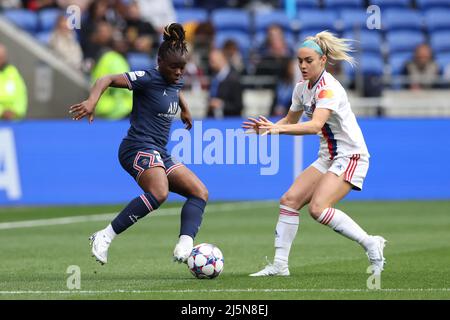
[[339, 9, 369, 32], [38, 8, 62, 32], [436, 53, 450, 72], [323, 0, 364, 10], [416, 0, 450, 11], [214, 31, 252, 57], [296, 0, 320, 9], [176, 9, 208, 24], [344, 53, 384, 77], [298, 10, 338, 34], [425, 9, 450, 32], [127, 53, 155, 71], [386, 31, 426, 53], [173, 0, 194, 8], [389, 52, 413, 75], [211, 9, 251, 32], [35, 31, 52, 45], [254, 10, 292, 33], [369, 0, 411, 9], [430, 31, 450, 53], [383, 9, 423, 31], [254, 30, 297, 51], [3, 9, 39, 33], [343, 31, 383, 54]]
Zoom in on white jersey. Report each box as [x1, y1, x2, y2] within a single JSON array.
[[290, 70, 369, 160]]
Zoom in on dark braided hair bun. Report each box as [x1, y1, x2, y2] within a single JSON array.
[[158, 23, 188, 58], [163, 23, 185, 42]]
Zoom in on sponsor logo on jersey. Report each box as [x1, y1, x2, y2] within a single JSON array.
[[318, 89, 334, 99]]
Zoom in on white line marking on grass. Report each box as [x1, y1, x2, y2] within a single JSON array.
[[0, 288, 450, 295], [0, 201, 275, 230]]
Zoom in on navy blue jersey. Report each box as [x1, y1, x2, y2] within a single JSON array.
[[123, 68, 183, 151]]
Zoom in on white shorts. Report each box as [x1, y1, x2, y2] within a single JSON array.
[[311, 154, 369, 191]]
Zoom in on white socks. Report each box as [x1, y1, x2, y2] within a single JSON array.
[[104, 224, 117, 240], [274, 205, 299, 265], [317, 208, 371, 249], [178, 235, 194, 248]]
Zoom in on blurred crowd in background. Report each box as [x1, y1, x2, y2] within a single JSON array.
[[1, 0, 450, 120]]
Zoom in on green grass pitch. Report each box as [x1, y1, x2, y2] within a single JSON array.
[[0, 200, 449, 300]]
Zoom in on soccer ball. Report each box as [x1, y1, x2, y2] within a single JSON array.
[[187, 243, 224, 279]]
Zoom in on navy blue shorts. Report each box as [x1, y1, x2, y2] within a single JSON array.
[[118, 140, 183, 182]]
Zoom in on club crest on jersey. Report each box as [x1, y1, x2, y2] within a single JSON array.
[[303, 102, 316, 116]]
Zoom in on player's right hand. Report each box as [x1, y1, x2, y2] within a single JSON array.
[[241, 117, 260, 134], [69, 100, 96, 124]]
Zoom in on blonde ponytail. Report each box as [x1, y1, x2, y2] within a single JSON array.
[[305, 31, 355, 66]]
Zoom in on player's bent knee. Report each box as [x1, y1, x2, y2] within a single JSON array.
[[308, 202, 325, 220], [280, 193, 301, 211], [149, 188, 169, 204]]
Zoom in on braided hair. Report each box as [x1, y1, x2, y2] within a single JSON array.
[[158, 23, 188, 60]]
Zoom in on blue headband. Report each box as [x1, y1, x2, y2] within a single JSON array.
[[300, 40, 324, 56]]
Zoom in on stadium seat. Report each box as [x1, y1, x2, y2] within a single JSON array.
[[211, 9, 251, 32], [369, 0, 411, 9], [176, 9, 208, 25], [296, 0, 320, 9], [436, 53, 450, 72], [425, 9, 450, 32], [339, 9, 369, 32], [3, 9, 39, 33], [430, 31, 450, 53], [254, 30, 297, 51], [38, 8, 62, 32], [214, 31, 252, 57], [298, 10, 338, 34], [343, 31, 383, 54], [344, 53, 384, 78], [127, 53, 155, 71], [35, 31, 52, 45], [389, 52, 413, 75], [386, 31, 426, 53], [416, 0, 450, 11], [323, 0, 364, 10], [254, 10, 292, 33], [382, 9, 423, 31], [172, 0, 194, 8]]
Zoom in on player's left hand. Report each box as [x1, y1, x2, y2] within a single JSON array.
[[180, 108, 192, 130], [255, 116, 280, 136]]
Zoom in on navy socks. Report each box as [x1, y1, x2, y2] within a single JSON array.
[[180, 196, 207, 238], [111, 193, 160, 234]]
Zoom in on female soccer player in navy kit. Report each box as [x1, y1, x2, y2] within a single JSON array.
[[69, 23, 208, 265], [243, 31, 386, 277]]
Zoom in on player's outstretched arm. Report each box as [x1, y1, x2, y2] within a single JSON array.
[[69, 74, 129, 123], [179, 91, 192, 130], [258, 109, 331, 136]]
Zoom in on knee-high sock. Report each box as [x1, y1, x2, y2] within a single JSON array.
[[274, 205, 300, 265], [180, 196, 206, 239], [111, 193, 160, 234], [317, 207, 372, 249]]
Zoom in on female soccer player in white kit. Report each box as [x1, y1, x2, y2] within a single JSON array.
[[243, 31, 386, 277]]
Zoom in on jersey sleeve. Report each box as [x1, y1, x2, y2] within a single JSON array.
[[315, 86, 339, 112], [289, 83, 304, 112], [123, 70, 152, 91]]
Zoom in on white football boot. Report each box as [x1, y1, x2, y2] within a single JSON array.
[[89, 230, 112, 265], [365, 235, 387, 275], [173, 235, 193, 264], [249, 260, 290, 277]]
